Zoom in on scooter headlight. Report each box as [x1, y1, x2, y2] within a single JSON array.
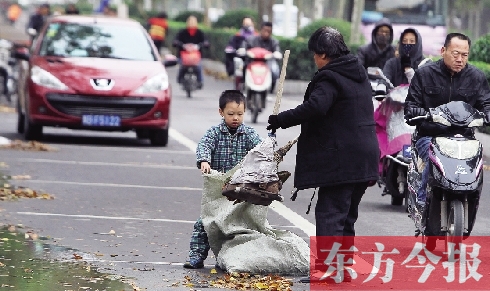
[[134, 73, 169, 94], [435, 137, 480, 159]]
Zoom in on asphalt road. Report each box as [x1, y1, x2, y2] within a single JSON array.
[[1, 64, 490, 290]]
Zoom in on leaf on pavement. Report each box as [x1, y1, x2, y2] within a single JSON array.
[[73, 253, 83, 260], [484, 165, 490, 171], [0, 105, 16, 113], [182, 272, 293, 290], [11, 175, 31, 180], [0, 140, 58, 151]]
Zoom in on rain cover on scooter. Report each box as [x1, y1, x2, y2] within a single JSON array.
[[200, 137, 310, 275], [375, 85, 415, 161]]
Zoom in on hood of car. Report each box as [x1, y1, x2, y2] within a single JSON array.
[[33, 57, 166, 95]]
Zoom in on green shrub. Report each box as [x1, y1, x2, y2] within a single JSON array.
[[213, 9, 259, 29], [173, 10, 204, 23], [164, 22, 380, 81], [468, 61, 490, 81], [470, 34, 490, 63], [297, 18, 352, 42]]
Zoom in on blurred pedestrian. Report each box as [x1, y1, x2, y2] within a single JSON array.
[[27, 3, 50, 41], [65, 4, 80, 15], [357, 18, 395, 69], [7, 2, 22, 26], [147, 12, 169, 55]]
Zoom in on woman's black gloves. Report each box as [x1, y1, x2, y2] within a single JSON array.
[[267, 115, 280, 131]]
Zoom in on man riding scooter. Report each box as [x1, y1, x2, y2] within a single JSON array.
[[404, 33, 490, 220], [173, 15, 209, 90], [237, 22, 282, 94]]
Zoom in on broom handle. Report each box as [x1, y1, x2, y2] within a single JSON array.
[[272, 50, 290, 115]]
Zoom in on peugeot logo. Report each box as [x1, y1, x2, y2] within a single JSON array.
[[90, 78, 115, 91]]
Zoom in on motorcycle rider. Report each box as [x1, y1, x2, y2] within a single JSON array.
[[224, 17, 257, 77], [383, 28, 429, 87], [172, 15, 209, 89], [404, 32, 490, 215], [357, 18, 396, 70], [239, 21, 281, 93]]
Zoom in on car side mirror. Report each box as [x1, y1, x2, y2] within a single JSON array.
[[163, 54, 178, 67]]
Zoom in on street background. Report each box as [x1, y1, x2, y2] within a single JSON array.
[[2, 2, 490, 290]]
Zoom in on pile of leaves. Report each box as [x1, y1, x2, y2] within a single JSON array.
[[0, 166, 54, 201], [0, 140, 57, 151], [179, 272, 294, 291], [0, 183, 54, 201], [0, 105, 15, 113]]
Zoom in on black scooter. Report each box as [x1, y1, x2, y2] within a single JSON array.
[[407, 101, 485, 255]]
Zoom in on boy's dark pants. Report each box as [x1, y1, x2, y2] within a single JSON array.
[[189, 217, 210, 261]]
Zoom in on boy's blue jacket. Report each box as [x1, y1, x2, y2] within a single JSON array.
[[196, 121, 262, 172]]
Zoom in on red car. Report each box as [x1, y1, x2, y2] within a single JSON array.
[[15, 15, 177, 146]]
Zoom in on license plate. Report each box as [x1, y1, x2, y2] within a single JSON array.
[[403, 144, 411, 158], [82, 115, 121, 127]]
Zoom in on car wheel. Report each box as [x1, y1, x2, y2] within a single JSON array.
[[24, 113, 43, 141], [17, 101, 24, 134], [149, 128, 168, 146], [136, 129, 150, 139]]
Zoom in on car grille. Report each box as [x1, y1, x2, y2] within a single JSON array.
[[46, 94, 157, 119]]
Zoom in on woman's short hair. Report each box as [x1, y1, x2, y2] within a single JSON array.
[[308, 26, 350, 59]]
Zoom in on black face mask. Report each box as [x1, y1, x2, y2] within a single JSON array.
[[401, 43, 416, 56], [375, 34, 390, 46]]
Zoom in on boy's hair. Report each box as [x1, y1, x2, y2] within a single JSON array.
[[219, 90, 246, 110]]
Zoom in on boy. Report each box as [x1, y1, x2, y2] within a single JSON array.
[[183, 90, 262, 269]]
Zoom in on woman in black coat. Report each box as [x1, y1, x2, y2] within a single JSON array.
[[267, 27, 379, 238]]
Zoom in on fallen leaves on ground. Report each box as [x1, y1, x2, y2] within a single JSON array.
[[0, 105, 16, 113], [181, 273, 293, 291], [204, 68, 232, 80], [0, 184, 54, 201], [10, 175, 31, 180], [484, 165, 490, 171], [0, 140, 58, 151]]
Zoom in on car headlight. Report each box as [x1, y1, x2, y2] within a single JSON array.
[[134, 73, 169, 94], [31, 66, 68, 90]]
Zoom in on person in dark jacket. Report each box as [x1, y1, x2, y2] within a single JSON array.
[[172, 15, 209, 88], [383, 28, 428, 87], [224, 17, 256, 77], [357, 18, 395, 69], [27, 3, 50, 41], [267, 26, 379, 283], [240, 22, 281, 93], [404, 32, 490, 212]]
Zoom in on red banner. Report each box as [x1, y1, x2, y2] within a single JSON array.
[[310, 236, 490, 290]]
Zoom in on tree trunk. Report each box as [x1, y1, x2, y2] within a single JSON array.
[[266, 0, 273, 24], [474, 0, 483, 39], [335, 0, 346, 19], [203, 0, 212, 27], [350, 0, 364, 45], [313, 0, 324, 20]]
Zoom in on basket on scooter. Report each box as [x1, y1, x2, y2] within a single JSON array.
[[180, 50, 201, 66]]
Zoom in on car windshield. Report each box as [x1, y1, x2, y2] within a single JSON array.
[[39, 22, 156, 61]]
